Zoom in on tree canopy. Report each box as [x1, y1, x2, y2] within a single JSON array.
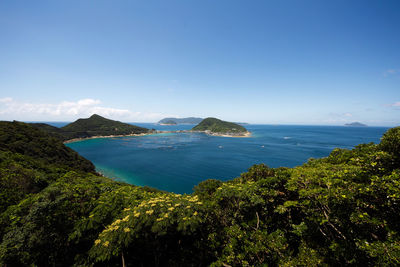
[[1, 122, 399, 266]]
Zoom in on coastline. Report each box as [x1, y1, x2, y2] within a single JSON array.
[[209, 131, 252, 138], [63, 130, 252, 144], [191, 130, 252, 138], [63, 132, 153, 144]]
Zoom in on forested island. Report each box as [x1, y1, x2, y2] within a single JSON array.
[[158, 117, 203, 124], [345, 122, 368, 127], [31, 114, 150, 141], [192, 117, 251, 137], [1, 119, 399, 265]]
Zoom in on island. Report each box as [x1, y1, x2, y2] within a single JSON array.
[[158, 117, 203, 124], [192, 117, 251, 137], [159, 120, 177, 125], [31, 114, 151, 141], [345, 122, 368, 127]]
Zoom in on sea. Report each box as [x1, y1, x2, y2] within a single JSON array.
[[55, 123, 389, 194]]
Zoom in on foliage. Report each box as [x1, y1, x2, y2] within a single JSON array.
[[1, 123, 400, 266], [0, 121, 95, 172], [192, 117, 247, 134]]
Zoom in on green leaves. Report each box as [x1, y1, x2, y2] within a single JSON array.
[[1, 123, 400, 266]]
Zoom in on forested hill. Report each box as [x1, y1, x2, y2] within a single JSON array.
[[1, 121, 400, 266], [31, 114, 150, 141], [192, 117, 248, 134]]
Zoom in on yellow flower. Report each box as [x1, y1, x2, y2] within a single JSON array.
[[151, 203, 156, 207], [164, 213, 169, 218], [123, 208, 131, 211], [134, 212, 140, 217], [103, 241, 109, 247], [186, 206, 191, 209], [123, 228, 130, 232], [146, 210, 154, 215], [193, 211, 198, 216], [174, 203, 181, 207], [95, 239, 101, 245], [122, 215, 130, 222], [156, 218, 164, 221], [183, 217, 188, 220], [168, 207, 175, 211], [196, 202, 203, 205], [113, 219, 121, 225]]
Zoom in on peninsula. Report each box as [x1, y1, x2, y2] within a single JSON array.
[[192, 117, 251, 137], [31, 114, 151, 141]]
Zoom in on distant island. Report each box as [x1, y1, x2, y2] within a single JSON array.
[[159, 120, 177, 125], [345, 122, 368, 127], [192, 117, 251, 137], [31, 114, 151, 141], [158, 117, 203, 124]]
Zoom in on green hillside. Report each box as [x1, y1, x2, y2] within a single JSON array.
[[1, 122, 400, 266], [61, 114, 149, 139], [192, 117, 248, 134], [31, 114, 150, 141]]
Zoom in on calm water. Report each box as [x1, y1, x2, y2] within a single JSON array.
[[65, 124, 388, 194]]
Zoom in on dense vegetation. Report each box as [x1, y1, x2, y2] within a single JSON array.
[[1, 122, 399, 266], [159, 117, 203, 124], [192, 117, 248, 134], [32, 114, 150, 141]]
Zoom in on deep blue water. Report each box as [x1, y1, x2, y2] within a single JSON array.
[[65, 124, 389, 194]]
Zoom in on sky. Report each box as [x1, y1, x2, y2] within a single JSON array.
[[0, 0, 399, 126]]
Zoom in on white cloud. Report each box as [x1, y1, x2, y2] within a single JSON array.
[[384, 69, 400, 77], [390, 102, 400, 107], [0, 97, 172, 122], [0, 97, 13, 103]]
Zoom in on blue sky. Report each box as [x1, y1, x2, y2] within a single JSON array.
[[0, 0, 399, 125]]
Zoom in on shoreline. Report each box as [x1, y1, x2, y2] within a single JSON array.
[[64, 130, 252, 144], [191, 130, 252, 138], [209, 131, 252, 138], [63, 132, 154, 144]]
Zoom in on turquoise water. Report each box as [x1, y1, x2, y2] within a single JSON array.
[[66, 124, 389, 193]]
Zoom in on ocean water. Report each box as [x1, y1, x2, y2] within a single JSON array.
[[65, 124, 389, 194]]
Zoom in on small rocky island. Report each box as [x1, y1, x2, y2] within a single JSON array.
[[345, 122, 368, 127], [192, 117, 251, 137]]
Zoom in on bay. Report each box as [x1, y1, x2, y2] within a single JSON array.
[[66, 124, 388, 194]]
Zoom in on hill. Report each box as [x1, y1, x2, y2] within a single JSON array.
[[192, 117, 249, 136], [31, 114, 150, 141], [158, 117, 203, 124], [345, 122, 368, 127], [1, 121, 400, 266], [61, 114, 149, 138]]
